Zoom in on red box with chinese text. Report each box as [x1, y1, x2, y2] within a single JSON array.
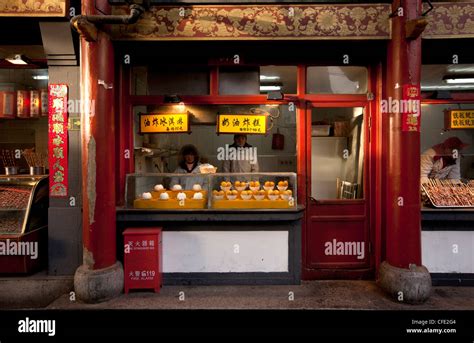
[[123, 228, 162, 293]]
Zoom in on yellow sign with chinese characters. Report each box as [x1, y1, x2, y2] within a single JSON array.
[[217, 114, 267, 135], [445, 110, 474, 129], [139, 113, 190, 133]]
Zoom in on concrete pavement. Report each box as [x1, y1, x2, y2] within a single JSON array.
[[45, 281, 474, 310]]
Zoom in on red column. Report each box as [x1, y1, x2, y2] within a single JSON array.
[[81, 0, 117, 269], [384, 1, 422, 268]]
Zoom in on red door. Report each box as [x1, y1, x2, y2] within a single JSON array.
[[304, 102, 373, 278]]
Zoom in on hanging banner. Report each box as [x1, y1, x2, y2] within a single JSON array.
[[444, 109, 474, 129], [217, 114, 267, 135], [48, 84, 68, 197], [139, 113, 190, 133], [401, 84, 421, 132]]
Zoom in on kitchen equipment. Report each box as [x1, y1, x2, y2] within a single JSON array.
[[29, 166, 46, 175], [312, 125, 331, 137], [5, 166, 19, 175], [272, 128, 285, 150]]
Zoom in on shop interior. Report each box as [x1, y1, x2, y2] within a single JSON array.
[[0, 67, 49, 174]]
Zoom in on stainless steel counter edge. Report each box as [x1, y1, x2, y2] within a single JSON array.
[[117, 205, 305, 222], [421, 207, 474, 222]]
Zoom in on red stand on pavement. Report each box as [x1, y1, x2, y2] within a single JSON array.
[[123, 228, 163, 294]]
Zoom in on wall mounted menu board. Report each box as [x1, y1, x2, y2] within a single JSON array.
[[139, 113, 190, 134], [444, 109, 474, 130], [217, 114, 267, 135]]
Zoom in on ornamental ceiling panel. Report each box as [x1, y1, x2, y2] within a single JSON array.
[[422, 2, 474, 39], [111, 4, 392, 40], [0, 0, 67, 17]]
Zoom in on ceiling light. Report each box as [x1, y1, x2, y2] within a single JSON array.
[[6, 54, 29, 65], [260, 75, 280, 81], [445, 78, 474, 84], [260, 85, 282, 91], [442, 74, 474, 84], [164, 94, 182, 103], [266, 91, 284, 100], [33, 75, 49, 80]]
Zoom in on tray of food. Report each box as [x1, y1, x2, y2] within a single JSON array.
[[421, 179, 474, 208], [133, 183, 208, 209]]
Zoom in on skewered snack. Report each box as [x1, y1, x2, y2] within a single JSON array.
[[22, 150, 48, 168], [0, 186, 31, 209], [1, 149, 17, 167], [422, 179, 474, 207]]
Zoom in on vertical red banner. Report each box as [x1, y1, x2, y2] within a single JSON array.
[[401, 84, 421, 132], [48, 84, 68, 197]]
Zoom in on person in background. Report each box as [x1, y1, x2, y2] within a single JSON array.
[[170, 144, 207, 190], [222, 134, 259, 174], [420, 136, 469, 183]]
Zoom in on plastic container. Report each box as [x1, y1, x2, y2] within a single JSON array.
[[312, 125, 331, 136], [334, 121, 350, 137]]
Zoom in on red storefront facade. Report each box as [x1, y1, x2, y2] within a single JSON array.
[[71, 0, 474, 303]]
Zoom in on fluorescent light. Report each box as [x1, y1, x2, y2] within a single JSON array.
[[260, 75, 280, 81], [445, 78, 474, 84], [260, 85, 281, 91], [421, 85, 474, 91], [6, 54, 28, 65], [33, 75, 49, 80]]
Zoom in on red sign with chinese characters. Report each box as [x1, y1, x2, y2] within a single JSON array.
[[401, 84, 421, 132], [123, 228, 162, 293], [48, 84, 68, 197]]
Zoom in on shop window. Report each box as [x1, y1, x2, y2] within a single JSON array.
[[219, 66, 297, 95], [310, 107, 365, 199], [219, 67, 260, 95], [132, 66, 210, 95], [422, 64, 474, 92], [0, 68, 49, 174], [306, 66, 368, 94], [259, 66, 297, 95], [420, 103, 474, 182], [133, 104, 297, 174]]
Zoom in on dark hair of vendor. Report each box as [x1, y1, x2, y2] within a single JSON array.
[[178, 144, 200, 171]]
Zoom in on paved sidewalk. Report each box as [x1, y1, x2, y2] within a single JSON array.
[[0, 271, 73, 309], [46, 281, 474, 310]]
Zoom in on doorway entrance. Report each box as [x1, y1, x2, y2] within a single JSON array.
[[304, 103, 373, 278]]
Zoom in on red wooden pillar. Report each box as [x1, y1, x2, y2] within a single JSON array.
[[74, 0, 123, 302], [385, 0, 422, 268], [379, 0, 430, 303]]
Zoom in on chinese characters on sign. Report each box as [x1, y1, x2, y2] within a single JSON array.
[[217, 114, 267, 135], [401, 84, 421, 132], [139, 113, 189, 133], [445, 110, 474, 129], [48, 84, 68, 197]]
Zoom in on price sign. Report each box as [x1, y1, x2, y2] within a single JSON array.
[[401, 84, 421, 132], [48, 84, 68, 197], [139, 113, 190, 134], [445, 110, 474, 129], [217, 114, 267, 135]]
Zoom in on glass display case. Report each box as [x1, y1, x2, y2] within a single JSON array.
[[125, 172, 297, 210], [0, 175, 48, 273], [0, 175, 48, 235]]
